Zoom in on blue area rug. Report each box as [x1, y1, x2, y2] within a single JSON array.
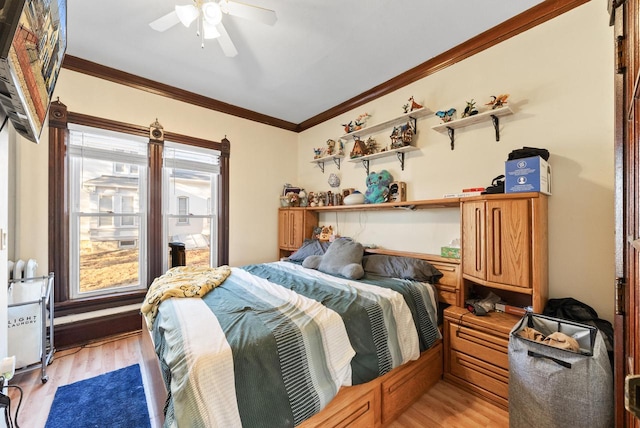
[[45, 364, 151, 428]]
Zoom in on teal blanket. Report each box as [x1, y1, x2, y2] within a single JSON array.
[[152, 262, 440, 428]]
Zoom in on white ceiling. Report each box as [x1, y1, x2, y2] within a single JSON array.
[[66, 0, 543, 125]]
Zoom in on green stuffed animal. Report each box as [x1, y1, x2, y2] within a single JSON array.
[[364, 170, 394, 204]]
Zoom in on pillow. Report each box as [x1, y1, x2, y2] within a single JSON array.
[[362, 254, 443, 283], [287, 239, 331, 262], [303, 237, 364, 279]]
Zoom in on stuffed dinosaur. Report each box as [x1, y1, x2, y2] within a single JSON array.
[[364, 170, 394, 204]]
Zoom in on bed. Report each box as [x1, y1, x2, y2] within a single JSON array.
[[140, 245, 461, 428]]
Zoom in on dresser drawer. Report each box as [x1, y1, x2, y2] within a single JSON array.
[[448, 321, 509, 369], [450, 349, 509, 400]]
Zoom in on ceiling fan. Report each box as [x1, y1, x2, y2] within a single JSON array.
[[149, 0, 277, 57]]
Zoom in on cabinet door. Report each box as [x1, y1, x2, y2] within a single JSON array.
[[289, 210, 304, 249], [462, 201, 486, 280], [278, 209, 291, 249], [486, 199, 531, 288]]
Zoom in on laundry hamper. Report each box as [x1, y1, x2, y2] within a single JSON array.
[[7, 273, 55, 383], [508, 313, 613, 428]]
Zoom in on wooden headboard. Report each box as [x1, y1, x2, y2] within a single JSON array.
[[364, 248, 462, 307]]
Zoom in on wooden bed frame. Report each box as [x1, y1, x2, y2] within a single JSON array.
[[139, 250, 461, 428]]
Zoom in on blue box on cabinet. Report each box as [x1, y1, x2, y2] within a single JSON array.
[[505, 156, 551, 195]]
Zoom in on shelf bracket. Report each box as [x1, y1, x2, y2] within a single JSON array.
[[396, 151, 406, 170], [446, 127, 455, 150], [361, 159, 370, 175], [408, 115, 418, 132], [491, 114, 500, 141], [318, 162, 325, 173], [333, 157, 341, 170]]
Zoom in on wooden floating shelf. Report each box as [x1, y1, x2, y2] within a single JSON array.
[[306, 197, 462, 212]]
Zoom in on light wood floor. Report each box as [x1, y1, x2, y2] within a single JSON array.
[[7, 332, 508, 428]]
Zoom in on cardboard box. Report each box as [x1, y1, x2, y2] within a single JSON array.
[[440, 246, 460, 259], [505, 156, 551, 195]]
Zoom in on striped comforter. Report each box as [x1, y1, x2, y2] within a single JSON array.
[[151, 261, 440, 428]]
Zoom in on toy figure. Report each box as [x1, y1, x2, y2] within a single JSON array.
[[364, 170, 394, 204]]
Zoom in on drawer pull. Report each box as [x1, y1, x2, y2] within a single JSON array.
[[527, 350, 572, 369]]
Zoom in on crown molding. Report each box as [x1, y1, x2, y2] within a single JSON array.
[[62, 55, 299, 132], [62, 0, 587, 134]]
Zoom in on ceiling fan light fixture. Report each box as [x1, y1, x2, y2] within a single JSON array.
[[175, 4, 199, 27], [202, 2, 223, 25]]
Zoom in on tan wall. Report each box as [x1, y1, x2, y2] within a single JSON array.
[[298, 1, 615, 321], [13, 69, 300, 269], [11, 1, 615, 322]]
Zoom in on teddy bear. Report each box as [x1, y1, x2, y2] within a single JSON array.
[[364, 170, 394, 204]]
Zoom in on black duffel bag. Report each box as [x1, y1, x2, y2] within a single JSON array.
[[508, 146, 550, 161]]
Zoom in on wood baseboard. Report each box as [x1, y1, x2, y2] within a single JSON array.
[[54, 310, 141, 349]]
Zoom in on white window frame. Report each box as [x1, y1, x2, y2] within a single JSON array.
[[68, 125, 149, 299], [163, 142, 220, 270]]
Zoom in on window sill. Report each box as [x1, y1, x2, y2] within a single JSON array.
[[54, 290, 147, 317]]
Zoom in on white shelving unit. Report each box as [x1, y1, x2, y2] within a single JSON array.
[[347, 145, 419, 175], [432, 106, 513, 150], [339, 107, 432, 141], [310, 153, 344, 173], [316, 107, 432, 175]]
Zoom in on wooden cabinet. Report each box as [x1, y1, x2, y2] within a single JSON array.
[[449, 193, 547, 408], [278, 208, 318, 258], [443, 306, 516, 409], [461, 193, 548, 312]]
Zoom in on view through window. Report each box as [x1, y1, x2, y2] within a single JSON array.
[[68, 126, 148, 298], [163, 142, 220, 268]]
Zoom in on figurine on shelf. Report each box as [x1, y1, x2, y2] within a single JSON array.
[[390, 121, 414, 148], [353, 112, 370, 130], [350, 137, 367, 158], [313, 147, 324, 159], [365, 137, 378, 155], [402, 103, 409, 114], [486, 94, 509, 109], [436, 108, 456, 123], [408, 96, 423, 111], [462, 99, 479, 118], [342, 113, 371, 134], [326, 139, 336, 156]]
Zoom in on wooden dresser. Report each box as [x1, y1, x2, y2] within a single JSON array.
[[443, 306, 518, 409]]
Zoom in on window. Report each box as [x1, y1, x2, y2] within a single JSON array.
[[177, 196, 189, 224], [68, 125, 148, 299], [49, 103, 229, 317], [121, 195, 135, 226], [164, 142, 220, 268], [98, 195, 113, 227]]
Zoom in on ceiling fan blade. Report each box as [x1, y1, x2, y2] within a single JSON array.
[[225, 1, 277, 26], [149, 11, 181, 32], [215, 23, 238, 57]]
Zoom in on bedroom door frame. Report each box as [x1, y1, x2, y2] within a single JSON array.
[[613, 0, 640, 427]]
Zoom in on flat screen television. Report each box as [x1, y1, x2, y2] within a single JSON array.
[[0, 0, 67, 143]]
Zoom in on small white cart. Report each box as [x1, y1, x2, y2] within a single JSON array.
[[7, 273, 55, 383]]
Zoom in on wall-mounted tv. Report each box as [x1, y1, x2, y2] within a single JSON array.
[[0, 0, 67, 143]]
